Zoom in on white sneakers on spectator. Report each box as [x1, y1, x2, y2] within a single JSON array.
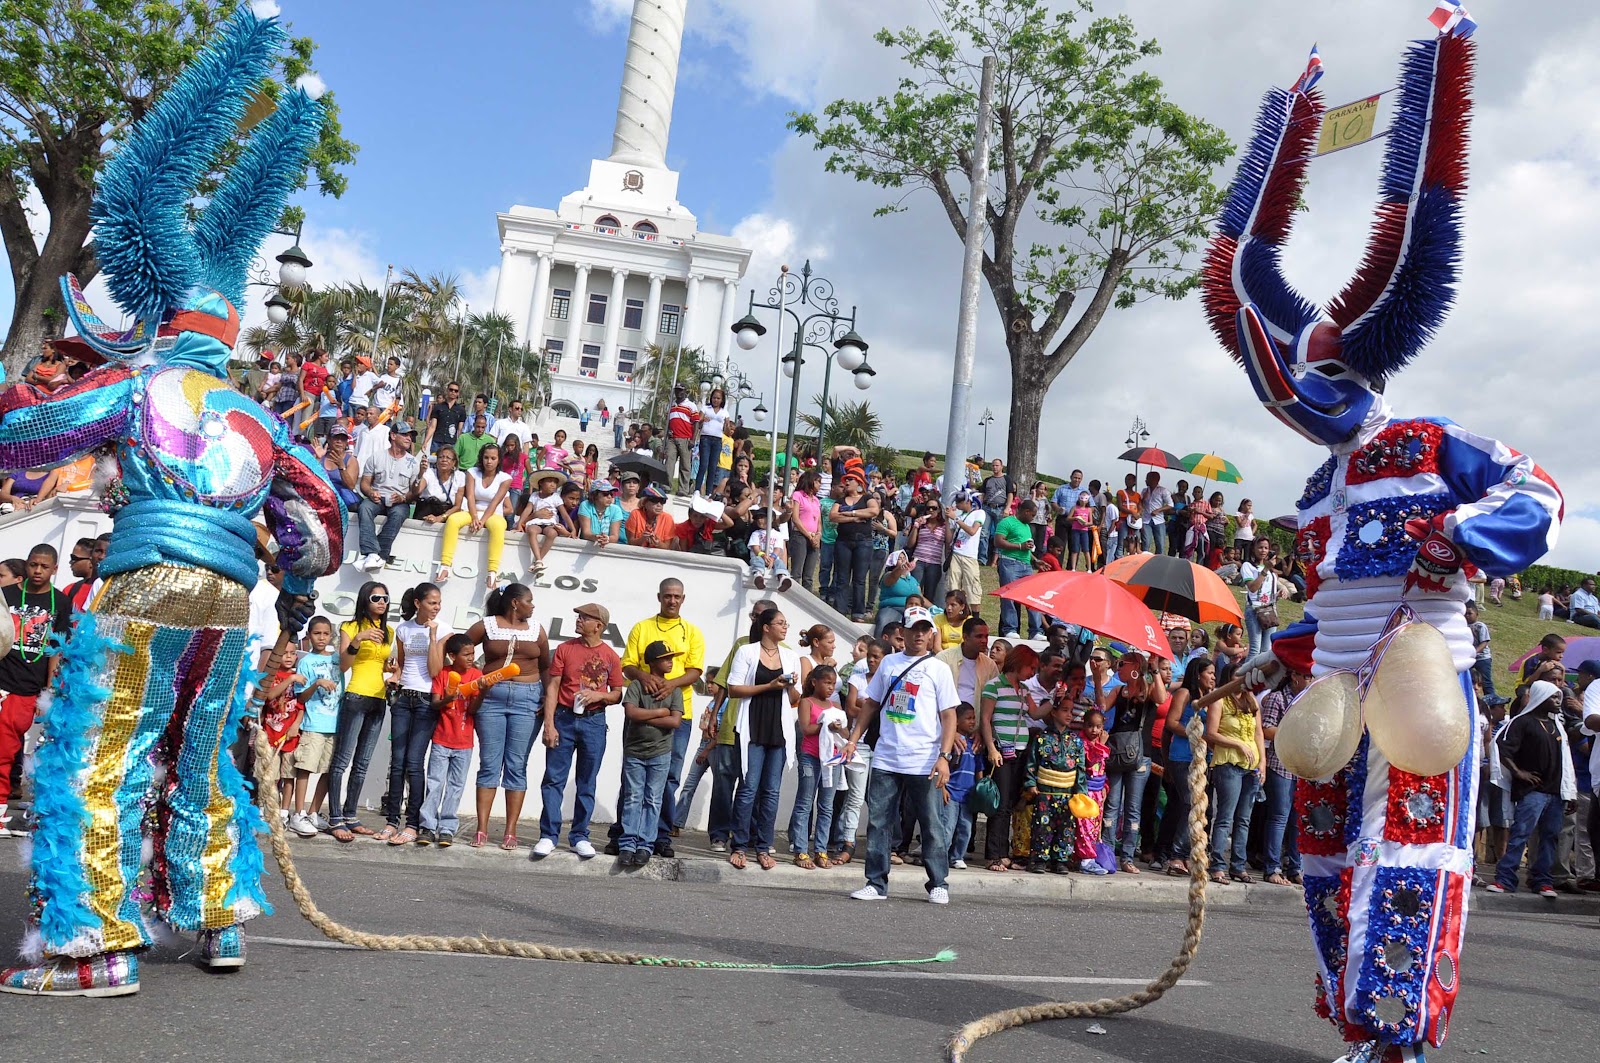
[[927, 887, 949, 905], [359, 553, 385, 572], [849, 885, 887, 901], [952, 859, 967, 870], [312, 812, 331, 832], [531, 838, 555, 858], [573, 839, 597, 860], [288, 812, 318, 838]]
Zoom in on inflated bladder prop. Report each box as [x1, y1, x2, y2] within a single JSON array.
[[1362, 622, 1470, 777], [1276, 670, 1363, 781]]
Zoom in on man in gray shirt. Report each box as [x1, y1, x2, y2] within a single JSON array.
[[357, 419, 421, 571]]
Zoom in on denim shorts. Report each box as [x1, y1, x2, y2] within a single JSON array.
[[474, 680, 545, 791]]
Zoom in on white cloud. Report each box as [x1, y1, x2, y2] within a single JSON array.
[[730, 211, 831, 294], [455, 264, 500, 320]]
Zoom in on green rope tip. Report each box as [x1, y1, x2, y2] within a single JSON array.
[[628, 949, 957, 971]]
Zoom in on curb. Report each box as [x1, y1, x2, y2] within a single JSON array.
[[268, 832, 1599, 913]]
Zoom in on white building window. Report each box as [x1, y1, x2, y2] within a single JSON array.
[[550, 287, 571, 320], [596, 214, 622, 233], [545, 340, 564, 372], [633, 220, 658, 235], [623, 298, 644, 330], [659, 302, 681, 336], [587, 293, 608, 325], [580, 344, 601, 377], [617, 348, 638, 378]]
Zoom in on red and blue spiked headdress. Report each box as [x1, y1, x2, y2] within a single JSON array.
[[1202, 33, 1474, 397]]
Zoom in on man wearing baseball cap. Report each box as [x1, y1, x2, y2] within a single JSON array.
[[535, 604, 625, 860], [616, 639, 687, 867], [842, 605, 961, 903], [355, 418, 420, 571]]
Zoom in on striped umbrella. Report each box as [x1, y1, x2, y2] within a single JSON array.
[[1102, 551, 1243, 624], [1181, 452, 1244, 485], [1118, 446, 1185, 470]]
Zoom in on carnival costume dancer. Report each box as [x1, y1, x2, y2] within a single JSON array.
[[1200, 25, 1561, 1063], [0, 5, 342, 997]]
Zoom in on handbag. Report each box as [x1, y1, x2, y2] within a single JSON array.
[[1253, 572, 1280, 628], [966, 774, 1002, 816], [1107, 728, 1142, 773]]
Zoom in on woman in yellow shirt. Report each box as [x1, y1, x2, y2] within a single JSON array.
[[328, 580, 396, 843], [1203, 673, 1265, 885]]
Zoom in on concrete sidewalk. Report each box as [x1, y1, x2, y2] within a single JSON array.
[[264, 823, 1599, 914]]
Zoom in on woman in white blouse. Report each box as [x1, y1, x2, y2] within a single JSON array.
[[693, 388, 728, 495], [437, 443, 512, 588], [724, 606, 802, 870], [414, 447, 466, 524]]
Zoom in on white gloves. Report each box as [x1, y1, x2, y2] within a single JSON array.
[[1239, 649, 1281, 690]]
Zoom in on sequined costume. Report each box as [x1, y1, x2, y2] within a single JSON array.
[[1074, 738, 1108, 862], [0, 6, 341, 997], [1200, 29, 1562, 1063], [1023, 727, 1086, 867]]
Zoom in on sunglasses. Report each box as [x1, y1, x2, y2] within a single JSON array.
[[70, 554, 91, 564], [368, 594, 389, 603]]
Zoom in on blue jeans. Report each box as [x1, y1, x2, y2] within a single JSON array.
[[673, 741, 713, 828], [608, 713, 692, 847], [1495, 789, 1565, 891], [1244, 606, 1276, 658], [979, 506, 1003, 564], [863, 769, 949, 895], [1208, 762, 1261, 874], [708, 742, 741, 844], [693, 435, 721, 493], [996, 555, 1033, 635], [1102, 755, 1151, 861], [619, 751, 672, 853], [732, 743, 785, 853], [474, 681, 543, 790], [788, 752, 835, 855], [357, 497, 409, 558], [832, 536, 872, 617], [1142, 522, 1167, 555], [328, 692, 387, 827], [613, 422, 624, 449], [1473, 658, 1499, 701], [938, 795, 974, 865], [384, 689, 436, 828], [539, 708, 609, 844], [420, 744, 472, 835], [829, 746, 871, 851], [913, 560, 943, 600], [1263, 771, 1300, 876], [819, 540, 836, 597]]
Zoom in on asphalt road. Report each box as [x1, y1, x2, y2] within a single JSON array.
[[0, 846, 1594, 1063]]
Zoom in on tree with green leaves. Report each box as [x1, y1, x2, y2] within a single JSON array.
[[791, 0, 1230, 485], [0, 0, 358, 377], [632, 342, 708, 426], [799, 393, 883, 452]]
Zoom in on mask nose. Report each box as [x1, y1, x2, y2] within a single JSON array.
[[1236, 305, 1372, 446]]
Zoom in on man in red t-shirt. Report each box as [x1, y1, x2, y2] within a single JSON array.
[[664, 384, 698, 494], [534, 603, 625, 859]]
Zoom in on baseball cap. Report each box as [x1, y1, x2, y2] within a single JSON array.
[[391, 419, 416, 435], [355, 355, 372, 368], [1577, 660, 1600, 679], [589, 478, 615, 494], [641, 484, 667, 502], [643, 639, 681, 664], [903, 606, 935, 629], [574, 602, 610, 626], [329, 423, 350, 439], [617, 470, 642, 482]]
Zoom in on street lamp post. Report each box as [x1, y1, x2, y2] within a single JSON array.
[[1123, 416, 1151, 451], [732, 259, 873, 491], [978, 407, 994, 460]]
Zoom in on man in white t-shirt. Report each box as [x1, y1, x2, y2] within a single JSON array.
[[843, 607, 959, 903], [373, 355, 402, 410], [348, 355, 379, 410], [492, 397, 533, 447], [945, 491, 986, 603]]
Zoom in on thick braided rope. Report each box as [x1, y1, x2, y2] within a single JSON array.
[[946, 714, 1213, 1061], [249, 726, 953, 971]]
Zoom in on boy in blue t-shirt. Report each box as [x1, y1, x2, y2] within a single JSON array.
[[942, 703, 980, 869], [288, 617, 343, 837]]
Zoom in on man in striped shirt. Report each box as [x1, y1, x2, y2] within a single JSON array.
[[665, 384, 697, 494]]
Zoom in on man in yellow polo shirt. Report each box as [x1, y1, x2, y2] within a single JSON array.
[[607, 577, 704, 858]]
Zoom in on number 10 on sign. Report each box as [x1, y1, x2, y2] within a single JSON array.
[[1315, 95, 1382, 156]]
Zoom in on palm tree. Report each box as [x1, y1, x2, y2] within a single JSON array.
[[799, 393, 882, 452], [632, 343, 708, 424]]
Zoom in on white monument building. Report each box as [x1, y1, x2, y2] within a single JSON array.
[[490, 0, 752, 417]]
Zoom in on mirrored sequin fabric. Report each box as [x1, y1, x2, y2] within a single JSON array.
[[28, 565, 259, 957]]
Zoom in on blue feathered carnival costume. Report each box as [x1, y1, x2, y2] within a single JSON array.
[[1201, 26, 1562, 1063], [0, 5, 344, 997]]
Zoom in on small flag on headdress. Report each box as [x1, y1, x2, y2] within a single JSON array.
[[1428, 1, 1478, 38], [1292, 44, 1325, 94]]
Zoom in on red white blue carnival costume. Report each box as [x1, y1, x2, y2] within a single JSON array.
[[1201, 28, 1562, 1063], [0, 6, 343, 997]]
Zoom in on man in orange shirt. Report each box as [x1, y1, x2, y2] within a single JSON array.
[[1115, 473, 1143, 559], [625, 485, 678, 549]]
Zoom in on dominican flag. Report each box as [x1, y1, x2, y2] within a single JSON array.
[[1292, 44, 1325, 94], [1427, 1, 1478, 38]]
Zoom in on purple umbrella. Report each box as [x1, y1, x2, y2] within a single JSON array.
[[1507, 635, 1600, 675]]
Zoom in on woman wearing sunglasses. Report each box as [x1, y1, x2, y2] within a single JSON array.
[[327, 581, 397, 843]]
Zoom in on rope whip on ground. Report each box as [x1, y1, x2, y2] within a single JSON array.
[[248, 725, 955, 971], [946, 713, 1214, 1061]]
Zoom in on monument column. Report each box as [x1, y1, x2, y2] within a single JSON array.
[[565, 262, 591, 373], [682, 272, 702, 351], [524, 251, 553, 352], [715, 278, 739, 363], [609, 0, 689, 168], [643, 273, 665, 349], [600, 268, 629, 379]]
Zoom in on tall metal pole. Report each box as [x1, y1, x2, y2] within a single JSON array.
[[815, 346, 833, 454], [942, 55, 995, 506], [370, 264, 394, 367], [452, 302, 469, 381], [766, 269, 790, 514], [489, 332, 506, 411], [781, 329, 804, 492]]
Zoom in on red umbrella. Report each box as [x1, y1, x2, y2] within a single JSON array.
[[991, 571, 1173, 660], [1118, 446, 1185, 470]]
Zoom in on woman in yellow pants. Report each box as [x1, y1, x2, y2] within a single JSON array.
[[438, 443, 512, 589]]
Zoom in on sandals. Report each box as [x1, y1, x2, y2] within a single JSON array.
[[1230, 870, 1255, 884], [389, 828, 417, 846], [794, 852, 815, 870], [1265, 872, 1291, 886], [1209, 871, 1230, 885], [470, 831, 488, 848], [757, 852, 776, 871], [1165, 860, 1190, 877], [500, 834, 519, 851], [837, 843, 854, 865], [889, 852, 905, 866], [988, 860, 1010, 873], [729, 850, 747, 870], [816, 852, 831, 869], [331, 826, 354, 844], [350, 823, 379, 838], [373, 824, 399, 843]]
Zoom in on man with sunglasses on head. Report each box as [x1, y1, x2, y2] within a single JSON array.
[[422, 380, 467, 456]]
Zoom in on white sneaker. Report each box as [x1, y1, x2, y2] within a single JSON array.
[[277, 808, 289, 825], [359, 553, 382, 572], [952, 859, 967, 869], [0, 803, 9, 838], [927, 886, 950, 905], [573, 839, 597, 860], [531, 838, 556, 858], [849, 885, 887, 901], [312, 812, 331, 832], [288, 812, 318, 838]]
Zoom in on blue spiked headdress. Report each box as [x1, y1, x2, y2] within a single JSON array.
[[61, 5, 324, 376]]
